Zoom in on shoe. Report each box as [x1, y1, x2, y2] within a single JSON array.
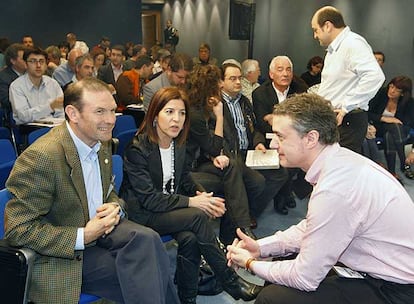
[[222, 274, 262, 301], [241, 227, 257, 240], [286, 194, 297, 208], [403, 165, 414, 179], [273, 193, 289, 215], [275, 206, 288, 215], [249, 216, 257, 229]]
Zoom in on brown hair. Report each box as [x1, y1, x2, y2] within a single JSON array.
[[316, 6, 346, 28], [188, 64, 222, 114], [139, 87, 190, 146]]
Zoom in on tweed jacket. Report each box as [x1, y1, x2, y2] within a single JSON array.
[[4, 123, 119, 304]]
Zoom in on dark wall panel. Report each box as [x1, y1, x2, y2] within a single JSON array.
[[0, 0, 142, 48]]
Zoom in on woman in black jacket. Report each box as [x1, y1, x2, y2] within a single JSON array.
[[120, 87, 259, 304], [368, 76, 414, 180]]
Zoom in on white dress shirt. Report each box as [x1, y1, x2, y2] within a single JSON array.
[[318, 26, 385, 112]]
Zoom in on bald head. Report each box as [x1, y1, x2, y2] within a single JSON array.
[[68, 48, 83, 72]]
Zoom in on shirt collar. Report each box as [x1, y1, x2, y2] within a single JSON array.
[[305, 143, 340, 186], [222, 90, 242, 103], [327, 26, 350, 54], [24, 73, 46, 90], [66, 121, 101, 161]]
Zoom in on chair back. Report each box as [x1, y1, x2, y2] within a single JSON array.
[[111, 154, 123, 193], [113, 115, 137, 137], [0, 140, 17, 189], [114, 129, 137, 156], [0, 188, 12, 238], [27, 128, 50, 145], [0, 127, 11, 140]]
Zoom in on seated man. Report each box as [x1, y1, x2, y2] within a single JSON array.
[[5, 78, 179, 304], [123, 44, 147, 71], [227, 93, 414, 304], [0, 43, 26, 117], [192, 43, 217, 67], [9, 47, 64, 125], [115, 55, 153, 111], [52, 48, 83, 88], [63, 53, 94, 91]]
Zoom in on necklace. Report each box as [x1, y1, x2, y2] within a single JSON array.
[[162, 140, 175, 194]]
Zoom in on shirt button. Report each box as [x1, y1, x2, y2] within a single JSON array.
[[75, 254, 82, 261]]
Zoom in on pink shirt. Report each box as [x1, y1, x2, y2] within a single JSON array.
[[254, 143, 414, 291]]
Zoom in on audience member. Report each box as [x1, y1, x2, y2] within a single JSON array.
[[62, 54, 94, 91], [368, 76, 414, 182], [115, 55, 153, 110], [5, 78, 179, 304], [164, 19, 179, 52], [120, 86, 260, 304], [186, 64, 263, 244], [52, 48, 83, 88], [0, 43, 26, 116], [10, 47, 64, 125], [90, 48, 106, 78], [124, 41, 134, 59], [123, 44, 147, 71], [92, 36, 110, 53], [58, 41, 70, 60], [252, 56, 308, 214], [220, 63, 289, 225], [192, 43, 217, 67], [222, 59, 241, 69], [0, 37, 10, 68], [66, 32, 89, 54], [311, 6, 385, 153], [45, 45, 63, 77], [240, 59, 261, 104], [97, 44, 125, 94], [150, 48, 171, 80], [300, 55, 323, 87], [22, 35, 34, 48], [374, 50, 385, 68], [143, 52, 193, 113], [227, 92, 414, 304]]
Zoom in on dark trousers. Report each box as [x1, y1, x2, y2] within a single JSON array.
[[338, 110, 368, 154], [191, 157, 265, 244], [143, 208, 230, 301], [82, 219, 179, 304], [382, 123, 410, 173], [255, 275, 414, 304]]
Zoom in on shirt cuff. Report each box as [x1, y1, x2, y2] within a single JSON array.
[[75, 228, 85, 250]]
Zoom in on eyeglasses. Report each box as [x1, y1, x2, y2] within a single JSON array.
[[27, 59, 46, 65], [226, 76, 242, 82]]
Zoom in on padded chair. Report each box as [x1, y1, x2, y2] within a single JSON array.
[[113, 114, 137, 137], [27, 127, 50, 145], [114, 129, 137, 156], [0, 139, 17, 189], [0, 127, 11, 140], [0, 187, 100, 303]]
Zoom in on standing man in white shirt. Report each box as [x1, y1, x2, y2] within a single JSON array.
[[311, 6, 385, 153], [227, 93, 414, 304]]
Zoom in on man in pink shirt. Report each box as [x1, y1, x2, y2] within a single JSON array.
[[227, 93, 414, 304]]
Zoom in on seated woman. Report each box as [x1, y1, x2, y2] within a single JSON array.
[[186, 64, 263, 245], [120, 87, 260, 304], [368, 76, 414, 181]]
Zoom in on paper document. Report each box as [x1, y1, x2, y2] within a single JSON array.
[[27, 117, 65, 127], [245, 150, 279, 169]]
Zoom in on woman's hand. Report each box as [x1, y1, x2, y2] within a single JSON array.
[[189, 191, 226, 218], [213, 155, 229, 170], [381, 116, 402, 124], [210, 97, 223, 118]]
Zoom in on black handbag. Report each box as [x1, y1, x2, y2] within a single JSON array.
[[197, 259, 223, 295]]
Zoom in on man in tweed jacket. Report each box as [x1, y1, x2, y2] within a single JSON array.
[[4, 78, 179, 304]]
